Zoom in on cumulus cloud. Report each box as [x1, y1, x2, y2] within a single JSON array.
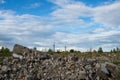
[[0, 10, 52, 48], [91, 28, 106, 33], [0, 10, 51, 33], [0, 0, 120, 51], [32, 28, 118, 51], [93, 2, 120, 27], [49, 0, 93, 27], [49, 0, 120, 28]]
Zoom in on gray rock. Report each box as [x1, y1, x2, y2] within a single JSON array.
[[0, 45, 119, 80], [13, 44, 31, 55], [1, 65, 7, 72]]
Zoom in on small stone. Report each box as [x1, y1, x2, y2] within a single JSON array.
[[1, 65, 7, 71]]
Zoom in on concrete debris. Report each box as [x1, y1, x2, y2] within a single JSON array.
[[0, 44, 119, 80]]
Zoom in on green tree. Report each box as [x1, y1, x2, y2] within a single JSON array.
[[47, 49, 53, 55], [98, 47, 103, 54], [116, 47, 120, 53], [113, 48, 116, 53], [110, 50, 113, 53], [93, 50, 97, 53], [70, 49, 74, 53], [0, 47, 12, 57], [33, 47, 37, 50]]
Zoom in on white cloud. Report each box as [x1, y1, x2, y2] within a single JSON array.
[[49, 0, 120, 28], [34, 41, 53, 47], [93, 2, 120, 27], [48, 0, 73, 7], [0, 0, 120, 51], [0, 46, 2, 49], [92, 28, 106, 33], [0, 10, 52, 48], [50, 0, 93, 27], [29, 2, 41, 8], [0, 11, 51, 34], [50, 29, 120, 51], [88, 30, 120, 41], [23, 2, 41, 9], [0, 0, 5, 4], [51, 2, 92, 18]]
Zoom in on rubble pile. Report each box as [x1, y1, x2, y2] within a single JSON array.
[[0, 44, 119, 80]]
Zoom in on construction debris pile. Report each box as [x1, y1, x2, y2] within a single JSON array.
[[0, 44, 119, 80]]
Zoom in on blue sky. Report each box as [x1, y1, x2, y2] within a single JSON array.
[[0, 0, 120, 51]]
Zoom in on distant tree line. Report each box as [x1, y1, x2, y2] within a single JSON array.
[[110, 47, 120, 53], [47, 47, 120, 54], [47, 47, 103, 54], [0, 47, 12, 57]]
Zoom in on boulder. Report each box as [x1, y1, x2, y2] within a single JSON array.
[[96, 68, 109, 79], [13, 44, 44, 56], [105, 62, 118, 78], [13, 44, 31, 55]]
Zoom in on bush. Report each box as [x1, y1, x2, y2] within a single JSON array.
[[0, 47, 12, 57], [70, 49, 74, 53], [98, 47, 103, 54], [47, 49, 54, 55]]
